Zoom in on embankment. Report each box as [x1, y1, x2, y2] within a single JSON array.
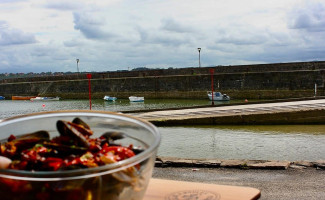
[[1, 61, 325, 99]]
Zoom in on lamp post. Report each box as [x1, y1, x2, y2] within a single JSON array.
[[209, 68, 215, 105], [76, 59, 80, 73], [197, 48, 201, 67], [87, 73, 92, 110]]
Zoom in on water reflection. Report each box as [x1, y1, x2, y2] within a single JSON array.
[[200, 125, 325, 135], [1, 99, 324, 161], [157, 125, 325, 161]]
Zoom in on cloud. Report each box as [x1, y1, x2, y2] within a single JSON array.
[[73, 12, 115, 40], [160, 18, 195, 33], [135, 25, 191, 47], [0, 0, 26, 4], [0, 0, 325, 73], [0, 21, 37, 45], [63, 39, 83, 47], [44, 1, 83, 11], [288, 1, 325, 32]]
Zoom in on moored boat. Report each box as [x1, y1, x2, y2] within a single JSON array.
[[12, 96, 37, 100], [207, 91, 230, 101], [129, 96, 144, 102], [30, 97, 60, 101], [0, 96, 5, 100], [103, 95, 117, 101]]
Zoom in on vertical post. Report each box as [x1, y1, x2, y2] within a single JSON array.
[[76, 59, 80, 73], [87, 73, 92, 110], [209, 68, 214, 105], [314, 83, 317, 97], [197, 48, 201, 67]]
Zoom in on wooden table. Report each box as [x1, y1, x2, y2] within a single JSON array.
[[144, 178, 261, 200]]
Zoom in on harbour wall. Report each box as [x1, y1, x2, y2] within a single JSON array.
[[0, 61, 325, 99]]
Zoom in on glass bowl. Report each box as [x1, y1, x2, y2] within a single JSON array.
[[0, 110, 160, 200]]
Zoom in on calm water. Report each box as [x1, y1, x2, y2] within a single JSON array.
[[0, 99, 324, 161]]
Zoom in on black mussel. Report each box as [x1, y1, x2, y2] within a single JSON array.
[[72, 117, 90, 130], [14, 130, 50, 149], [131, 146, 144, 155], [43, 141, 87, 156], [100, 131, 125, 146], [0, 131, 50, 158], [16, 130, 50, 140], [101, 131, 125, 141], [56, 120, 90, 148]]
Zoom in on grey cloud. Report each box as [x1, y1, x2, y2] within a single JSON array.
[[73, 12, 114, 40], [64, 39, 82, 47], [44, 1, 83, 11], [215, 34, 266, 46], [0, 21, 37, 46], [0, 0, 26, 4], [160, 18, 195, 33], [288, 2, 325, 32], [136, 26, 148, 42], [136, 26, 190, 47]]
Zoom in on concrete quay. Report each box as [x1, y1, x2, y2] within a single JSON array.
[[135, 99, 325, 199], [155, 157, 325, 170], [152, 166, 325, 200], [129, 98, 325, 125], [153, 158, 325, 200]]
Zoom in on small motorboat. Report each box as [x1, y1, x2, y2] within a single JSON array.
[[30, 97, 60, 101], [129, 96, 144, 102], [0, 96, 5, 100], [103, 95, 117, 101], [207, 91, 230, 101]]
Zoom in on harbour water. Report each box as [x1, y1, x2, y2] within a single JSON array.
[[0, 99, 324, 161]]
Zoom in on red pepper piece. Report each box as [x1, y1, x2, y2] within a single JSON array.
[[7, 134, 16, 142], [101, 146, 135, 162], [43, 157, 63, 171]]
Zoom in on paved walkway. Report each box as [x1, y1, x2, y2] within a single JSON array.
[[152, 167, 325, 200], [129, 99, 325, 125]]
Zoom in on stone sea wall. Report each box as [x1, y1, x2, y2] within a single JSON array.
[[0, 61, 325, 99]]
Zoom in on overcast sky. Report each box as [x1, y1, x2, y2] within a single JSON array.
[[0, 0, 324, 73]]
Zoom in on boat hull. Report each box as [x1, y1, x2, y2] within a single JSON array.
[[30, 97, 60, 101], [129, 96, 144, 102], [12, 96, 37, 100], [103, 96, 117, 101], [207, 92, 230, 101]]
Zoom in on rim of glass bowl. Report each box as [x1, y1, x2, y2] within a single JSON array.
[[0, 110, 161, 181]]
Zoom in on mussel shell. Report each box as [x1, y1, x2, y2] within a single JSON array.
[[131, 147, 144, 155], [43, 141, 87, 156], [12, 130, 50, 150], [56, 120, 90, 148], [0, 131, 50, 158], [101, 131, 125, 141], [16, 130, 50, 140], [72, 117, 90, 130]]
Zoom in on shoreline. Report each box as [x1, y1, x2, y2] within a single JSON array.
[[155, 157, 325, 170]]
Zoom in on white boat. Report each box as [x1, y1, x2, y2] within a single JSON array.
[[129, 96, 144, 102], [207, 91, 230, 101], [30, 96, 60, 101], [103, 95, 117, 101]]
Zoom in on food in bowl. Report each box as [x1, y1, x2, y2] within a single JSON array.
[[0, 111, 160, 200], [0, 117, 138, 171]]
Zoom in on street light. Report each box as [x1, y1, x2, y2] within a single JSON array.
[[197, 48, 201, 67], [76, 59, 80, 73]]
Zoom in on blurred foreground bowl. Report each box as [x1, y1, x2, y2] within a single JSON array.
[[0, 110, 160, 200]]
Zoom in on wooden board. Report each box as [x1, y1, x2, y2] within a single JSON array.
[[144, 178, 261, 200]]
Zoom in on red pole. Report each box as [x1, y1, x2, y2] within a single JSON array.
[[209, 69, 214, 105], [87, 73, 92, 110]]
